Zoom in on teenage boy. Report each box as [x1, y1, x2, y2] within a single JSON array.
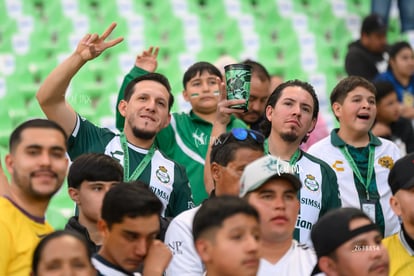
[[192, 195, 261, 276], [36, 24, 193, 217], [0, 119, 69, 276], [240, 155, 317, 275], [371, 81, 414, 154], [308, 76, 400, 237], [94, 181, 172, 276], [311, 207, 389, 276], [383, 152, 414, 275], [164, 129, 264, 275], [115, 47, 246, 205], [65, 153, 123, 253]]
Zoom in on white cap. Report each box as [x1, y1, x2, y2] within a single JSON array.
[[239, 155, 302, 197]]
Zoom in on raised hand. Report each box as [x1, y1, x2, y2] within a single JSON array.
[[142, 239, 172, 275], [76, 22, 124, 61], [135, 46, 159, 73], [215, 77, 246, 125]]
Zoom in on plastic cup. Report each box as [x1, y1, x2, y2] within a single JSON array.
[[224, 64, 252, 111]]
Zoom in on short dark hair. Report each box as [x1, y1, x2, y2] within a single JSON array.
[[192, 195, 259, 242], [182, 61, 222, 89], [389, 41, 411, 59], [9, 119, 68, 153], [101, 181, 163, 228], [361, 14, 387, 35], [32, 230, 92, 276], [210, 130, 264, 166], [373, 81, 396, 103], [330, 76, 376, 120], [388, 41, 412, 71], [261, 79, 319, 139], [242, 59, 271, 82], [124, 72, 174, 111], [68, 153, 123, 189]]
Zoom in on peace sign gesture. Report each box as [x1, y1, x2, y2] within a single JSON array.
[[76, 22, 124, 61]]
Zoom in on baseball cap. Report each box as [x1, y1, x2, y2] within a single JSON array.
[[310, 208, 380, 275], [388, 152, 414, 195], [239, 155, 302, 197], [361, 14, 387, 34]]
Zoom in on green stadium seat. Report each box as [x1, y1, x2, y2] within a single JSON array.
[[0, 107, 13, 148], [46, 180, 74, 230]]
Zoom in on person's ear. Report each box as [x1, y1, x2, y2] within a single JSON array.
[[195, 239, 213, 263], [118, 100, 128, 118], [97, 219, 109, 238], [5, 154, 14, 176], [211, 162, 221, 183], [265, 105, 273, 121], [318, 256, 339, 276], [68, 187, 80, 204], [182, 89, 190, 102], [308, 117, 317, 133], [390, 195, 402, 217], [332, 102, 342, 118]]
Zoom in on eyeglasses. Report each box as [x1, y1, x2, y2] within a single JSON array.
[[218, 128, 265, 146]]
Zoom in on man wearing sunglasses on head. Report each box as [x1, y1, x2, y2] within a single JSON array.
[[164, 129, 264, 275], [207, 79, 341, 247]]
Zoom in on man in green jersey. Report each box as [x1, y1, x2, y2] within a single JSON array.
[[36, 23, 193, 217], [206, 79, 341, 245], [115, 47, 246, 204]]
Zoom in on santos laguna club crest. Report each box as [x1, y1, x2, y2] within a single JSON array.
[[156, 166, 170, 184], [378, 156, 394, 169], [304, 174, 319, 192]]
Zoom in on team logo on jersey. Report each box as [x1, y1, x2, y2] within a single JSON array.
[[109, 150, 123, 163], [378, 156, 394, 169], [193, 129, 206, 147], [304, 174, 319, 192], [156, 166, 171, 184], [332, 160, 344, 172]]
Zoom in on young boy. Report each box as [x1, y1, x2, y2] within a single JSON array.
[[308, 76, 400, 238], [371, 80, 414, 154], [115, 47, 246, 205], [65, 153, 123, 253], [192, 195, 261, 276]]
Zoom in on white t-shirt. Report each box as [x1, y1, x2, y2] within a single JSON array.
[[257, 240, 316, 276], [164, 206, 203, 275]]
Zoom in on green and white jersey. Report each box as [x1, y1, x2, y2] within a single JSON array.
[[115, 65, 247, 205], [155, 111, 247, 205], [68, 115, 194, 217], [264, 141, 341, 246], [308, 130, 401, 237]]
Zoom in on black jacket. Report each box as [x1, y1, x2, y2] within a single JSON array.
[[65, 216, 100, 254], [345, 40, 388, 81]]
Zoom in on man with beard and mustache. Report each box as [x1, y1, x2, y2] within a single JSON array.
[[36, 23, 193, 217], [261, 80, 341, 246], [114, 49, 247, 205], [0, 119, 69, 276]]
